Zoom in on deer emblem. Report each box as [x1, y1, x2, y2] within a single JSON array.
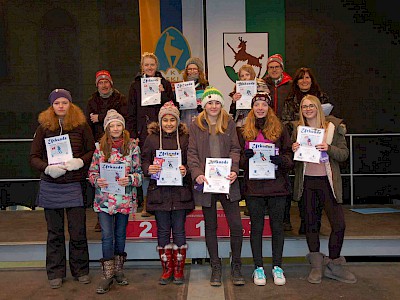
[[164, 31, 184, 69], [227, 37, 265, 77]]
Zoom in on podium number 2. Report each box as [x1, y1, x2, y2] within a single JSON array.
[[139, 221, 153, 237]]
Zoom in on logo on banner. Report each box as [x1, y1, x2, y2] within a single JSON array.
[[223, 33, 269, 82], [155, 27, 191, 84]]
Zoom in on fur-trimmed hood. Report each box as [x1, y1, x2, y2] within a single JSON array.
[[38, 103, 87, 132], [147, 121, 189, 136]]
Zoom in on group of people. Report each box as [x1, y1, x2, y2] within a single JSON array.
[[29, 52, 356, 294]]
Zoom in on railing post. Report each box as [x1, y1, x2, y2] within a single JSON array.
[[349, 134, 354, 206]]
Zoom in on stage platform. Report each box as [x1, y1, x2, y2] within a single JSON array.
[[1, 204, 399, 263]]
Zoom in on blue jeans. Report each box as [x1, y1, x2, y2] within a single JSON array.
[[154, 210, 187, 247], [98, 212, 129, 259]]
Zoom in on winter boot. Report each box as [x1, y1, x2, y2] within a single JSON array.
[[306, 252, 325, 284], [324, 256, 357, 284], [231, 261, 245, 286], [210, 259, 222, 287], [96, 258, 115, 294], [141, 196, 152, 217], [157, 244, 174, 285], [114, 252, 129, 285], [172, 244, 187, 285]]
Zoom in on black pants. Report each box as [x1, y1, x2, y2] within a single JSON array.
[[155, 210, 187, 247], [246, 195, 286, 268], [202, 194, 243, 264], [302, 176, 346, 259], [44, 207, 89, 280]]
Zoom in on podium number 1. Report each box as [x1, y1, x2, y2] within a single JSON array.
[[195, 220, 205, 236]]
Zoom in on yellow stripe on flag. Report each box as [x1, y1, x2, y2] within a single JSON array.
[[139, 0, 161, 53]]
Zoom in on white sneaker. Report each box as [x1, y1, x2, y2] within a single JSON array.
[[252, 267, 266, 286], [272, 266, 286, 286]]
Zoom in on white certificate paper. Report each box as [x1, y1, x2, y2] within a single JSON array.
[[156, 150, 183, 186], [294, 126, 325, 163], [141, 77, 161, 106], [45, 134, 73, 165], [100, 163, 126, 195], [249, 142, 275, 179], [175, 81, 197, 110], [204, 158, 232, 194], [236, 80, 257, 109]]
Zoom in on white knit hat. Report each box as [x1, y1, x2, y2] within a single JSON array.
[[103, 109, 125, 129]]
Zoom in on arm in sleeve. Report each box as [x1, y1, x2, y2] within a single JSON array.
[[129, 144, 143, 187], [327, 124, 349, 162], [29, 126, 48, 172], [187, 123, 204, 181], [228, 121, 241, 175], [279, 126, 294, 171], [79, 123, 96, 165], [88, 148, 101, 187]]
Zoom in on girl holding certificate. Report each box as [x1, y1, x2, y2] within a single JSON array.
[[179, 57, 209, 126], [126, 52, 175, 217], [88, 109, 143, 294], [141, 101, 193, 285], [292, 95, 356, 284], [188, 87, 245, 287], [30, 89, 95, 289], [239, 93, 293, 286]]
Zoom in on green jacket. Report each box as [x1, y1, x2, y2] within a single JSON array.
[[292, 115, 349, 203]]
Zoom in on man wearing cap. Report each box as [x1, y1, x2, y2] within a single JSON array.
[[86, 70, 127, 142], [86, 70, 128, 230], [263, 54, 293, 232]]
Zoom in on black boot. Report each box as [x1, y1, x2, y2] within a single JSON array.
[[210, 259, 222, 287], [231, 262, 245, 285]]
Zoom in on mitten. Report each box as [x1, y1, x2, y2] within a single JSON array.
[[64, 158, 84, 171], [244, 149, 255, 158], [45, 165, 67, 179], [269, 155, 283, 166]]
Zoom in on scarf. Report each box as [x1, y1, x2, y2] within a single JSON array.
[[99, 88, 114, 99]]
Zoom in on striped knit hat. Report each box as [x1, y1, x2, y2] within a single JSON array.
[[201, 86, 224, 108]]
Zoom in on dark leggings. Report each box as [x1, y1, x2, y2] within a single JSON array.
[[302, 176, 346, 259], [246, 196, 286, 268], [202, 194, 243, 264]]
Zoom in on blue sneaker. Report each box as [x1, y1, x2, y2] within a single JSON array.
[[272, 266, 286, 285], [252, 267, 266, 286]]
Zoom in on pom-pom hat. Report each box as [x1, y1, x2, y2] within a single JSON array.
[[201, 86, 224, 108], [103, 109, 125, 129], [267, 54, 284, 70], [158, 101, 181, 150]]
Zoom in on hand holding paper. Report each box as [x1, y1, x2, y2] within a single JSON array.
[[45, 165, 67, 179]]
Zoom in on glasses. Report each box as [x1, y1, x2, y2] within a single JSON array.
[[187, 68, 199, 72], [268, 65, 281, 70], [301, 104, 317, 110]]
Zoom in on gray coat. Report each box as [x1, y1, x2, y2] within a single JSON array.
[[187, 118, 241, 207], [293, 116, 349, 203]]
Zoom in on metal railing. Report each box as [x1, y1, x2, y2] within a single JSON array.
[[2, 134, 400, 205]]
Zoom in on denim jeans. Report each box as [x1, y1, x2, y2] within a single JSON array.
[[246, 195, 286, 268], [98, 212, 129, 259], [154, 210, 187, 247]]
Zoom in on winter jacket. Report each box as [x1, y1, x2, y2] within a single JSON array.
[[30, 105, 95, 184], [141, 122, 194, 212], [187, 118, 241, 207], [86, 89, 127, 141], [281, 91, 330, 136], [126, 72, 175, 148], [292, 115, 349, 203], [263, 72, 292, 118], [239, 127, 294, 197], [88, 139, 143, 215]]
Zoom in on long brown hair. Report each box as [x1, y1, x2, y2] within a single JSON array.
[[242, 107, 282, 142], [99, 126, 131, 161], [38, 103, 86, 132], [298, 95, 328, 129], [195, 109, 230, 134]]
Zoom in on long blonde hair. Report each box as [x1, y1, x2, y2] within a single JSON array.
[[299, 95, 328, 129], [99, 126, 131, 161], [195, 109, 230, 134], [242, 107, 282, 142]]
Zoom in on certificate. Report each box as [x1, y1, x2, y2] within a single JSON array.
[[100, 163, 126, 195], [236, 80, 256, 109], [155, 150, 183, 186], [248, 142, 275, 179], [175, 81, 197, 110], [45, 134, 73, 165], [204, 158, 232, 194], [294, 126, 325, 163], [141, 77, 161, 106]]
